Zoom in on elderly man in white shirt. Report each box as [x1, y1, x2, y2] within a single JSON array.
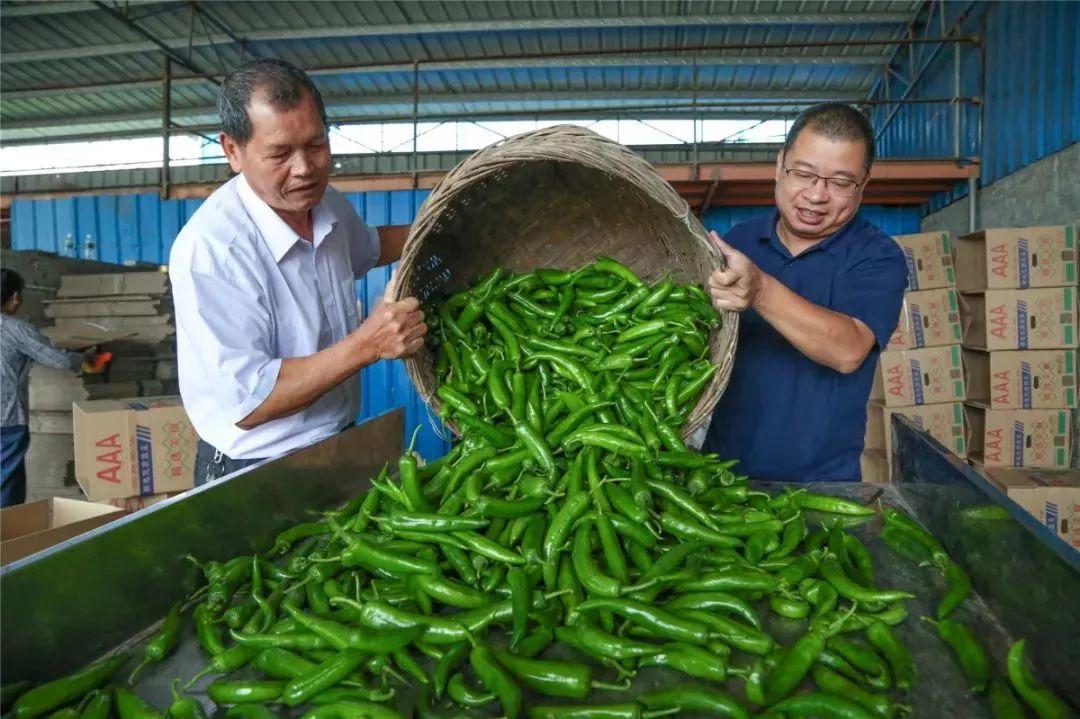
[[170, 58, 426, 484]]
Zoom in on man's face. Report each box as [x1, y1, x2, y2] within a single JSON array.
[[774, 129, 868, 241], [221, 88, 331, 216]]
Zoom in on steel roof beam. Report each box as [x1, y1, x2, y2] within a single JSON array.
[[0, 52, 889, 101], [2, 12, 913, 64], [0, 1, 97, 17], [1, 88, 860, 131]]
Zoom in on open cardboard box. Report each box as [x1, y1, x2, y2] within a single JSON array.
[[0, 497, 123, 566]]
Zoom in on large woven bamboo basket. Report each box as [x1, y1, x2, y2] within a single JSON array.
[[392, 125, 739, 440]]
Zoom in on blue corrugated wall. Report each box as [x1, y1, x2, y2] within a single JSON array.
[[874, 1, 1080, 212], [11, 192, 921, 460], [703, 205, 921, 238], [10, 189, 452, 462]]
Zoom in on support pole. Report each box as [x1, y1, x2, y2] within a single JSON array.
[[968, 176, 977, 233], [161, 55, 171, 200], [953, 34, 962, 157], [411, 60, 419, 189]]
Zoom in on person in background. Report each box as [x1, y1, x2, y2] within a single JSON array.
[[170, 58, 426, 486], [704, 103, 907, 482], [1, 269, 99, 507]]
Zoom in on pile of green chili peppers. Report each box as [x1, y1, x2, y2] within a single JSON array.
[[4, 259, 1076, 719]]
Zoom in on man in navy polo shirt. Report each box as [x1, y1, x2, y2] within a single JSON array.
[[704, 103, 907, 482]]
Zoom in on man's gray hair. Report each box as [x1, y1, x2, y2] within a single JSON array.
[[218, 58, 328, 144]]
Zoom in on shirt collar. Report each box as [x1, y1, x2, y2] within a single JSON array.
[[236, 174, 339, 263], [758, 209, 854, 260]]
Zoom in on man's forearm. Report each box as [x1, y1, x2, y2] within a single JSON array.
[[236, 334, 376, 430], [755, 275, 873, 374], [376, 224, 410, 266]]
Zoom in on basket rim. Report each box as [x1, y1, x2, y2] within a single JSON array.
[[392, 123, 739, 443]]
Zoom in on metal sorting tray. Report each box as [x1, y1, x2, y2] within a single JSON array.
[[3, 411, 1077, 718]]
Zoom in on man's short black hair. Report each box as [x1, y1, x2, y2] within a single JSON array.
[[218, 58, 328, 145], [783, 103, 876, 174], [1, 268, 24, 306]]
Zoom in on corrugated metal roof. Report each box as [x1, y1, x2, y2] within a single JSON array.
[[0, 0, 920, 144]]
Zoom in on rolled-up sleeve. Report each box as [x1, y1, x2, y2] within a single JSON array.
[[180, 268, 282, 426], [831, 241, 909, 349], [348, 216, 382, 279], [16, 324, 82, 371]]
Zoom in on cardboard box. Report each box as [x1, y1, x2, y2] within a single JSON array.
[[872, 345, 965, 407], [860, 449, 890, 484], [977, 465, 1080, 548], [0, 498, 123, 566], [887, 288, 963, 350], [73, 396, 197, 502], [966, 405, 1071, 468], [57, 271, 168, 298], [866, 401, 967, 460], [955, 226, 1077, 292], [892, 231, 955, 290], [965, 349, 1078, 409], [106, 492, 181, 513], [961, 288, 1078, 350]]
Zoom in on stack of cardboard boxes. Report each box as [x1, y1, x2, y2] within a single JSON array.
[[958, 226, 1080, 548], [864, 231, 966, 482], [23, 270, 198, 508], [958, 226, 1077, 468]]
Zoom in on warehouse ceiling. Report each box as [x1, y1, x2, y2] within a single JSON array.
[[0, 0, 923, 146]]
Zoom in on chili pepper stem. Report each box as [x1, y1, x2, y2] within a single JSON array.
[[127, 658, 150, 686], [407, 426, 422, 454], [643, 708, 681, 718], [591, 679, 633, 692]]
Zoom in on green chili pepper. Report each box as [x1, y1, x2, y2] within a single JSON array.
[[298, 700, 404, 719], [224, 707, 280, 719], [638, 643, 729, 682], [446, 674, 495, 708], [826, 635, 892, 690], [665, 592, 761, 629], [114, 689, 165, 719], [865, 621, 916, 691], [937, 560, 971, 619], [525, 703, 676, 719], [794, 491, 876, 516], [762, 623, 830, 704], [12, 655, 127, 719], [283, 605, 424, 652], [229, 630, 329, 652], [470, 644, 522, 719], [129, 601, 183, 683], [168, 681, 207, 719], [680, 610, 774, 656], [927, 618, 990, 693], [575, 597, 711, 644], [1006, 639, 1074, 719], [251, 648, 317, 679], [770, 692, 875, 718], [989, 677, 1029, 719], [556, 623, 662, 661], [639, 684, 748, 719], [820, 557, 915, 603], [769, 594, 811, 619], [810, 666, 899, 718], [186, 645, 255, 688]]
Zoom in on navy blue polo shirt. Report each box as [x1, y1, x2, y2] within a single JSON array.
[[703, 211, 907, 482]]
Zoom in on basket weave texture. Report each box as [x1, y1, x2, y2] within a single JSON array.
[[392, 124, 739, 439]]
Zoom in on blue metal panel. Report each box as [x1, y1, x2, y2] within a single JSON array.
[[7, 187, 918, 463], [703, 205, 921, 238], [877, 1, 1080, 189]]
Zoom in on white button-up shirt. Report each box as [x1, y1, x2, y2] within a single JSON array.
[[169, 174, 380, 459]]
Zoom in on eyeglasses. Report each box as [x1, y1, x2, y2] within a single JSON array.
[[782, 167, 864, 197]]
